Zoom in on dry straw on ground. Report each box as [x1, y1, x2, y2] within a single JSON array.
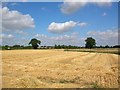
[[2, 50, 119, 88]]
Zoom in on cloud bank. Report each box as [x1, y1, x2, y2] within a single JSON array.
[[35, 32, 85, 46], [87, 29, 118, 46]]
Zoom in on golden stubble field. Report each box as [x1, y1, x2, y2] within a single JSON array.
[[1, 49, 119, 88]]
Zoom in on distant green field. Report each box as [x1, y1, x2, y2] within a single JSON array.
[[64, 48, 120, 55]]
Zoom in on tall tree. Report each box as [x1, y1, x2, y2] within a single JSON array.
[[29, 38, 41, 49], [54, 44, 57, 49], [85, 37, 96, 49], [105, 45, 109, 48]]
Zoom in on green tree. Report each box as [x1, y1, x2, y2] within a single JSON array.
[[58, 45, 61, 49], [29, 38, 41, 49], [100, 45, 103, 48], [61, 45, 65, 49], [54, 44, 57, 49], [4, 45, 9, 50], [105, 45, 109, 48], [68, 45, 72, 49], [85, 37, 96, 49]]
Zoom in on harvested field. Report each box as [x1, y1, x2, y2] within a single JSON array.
[[2, 50, 119, 88]]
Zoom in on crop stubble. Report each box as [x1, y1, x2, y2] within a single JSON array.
[[2, 50, 119, 88]]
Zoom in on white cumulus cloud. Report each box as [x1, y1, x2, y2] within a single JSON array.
[[48, 21, 77, 33], [2, 7, 35, 31], [61, 0, 87, 14], [48, 21, 88, 33], [61, 0, 112, 14]]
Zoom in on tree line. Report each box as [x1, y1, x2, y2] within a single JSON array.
[[28, 37, 120, 49], [1, 37, 120, 50]]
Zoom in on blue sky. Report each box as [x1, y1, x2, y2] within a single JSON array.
[[1, 1, 118, 46]]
